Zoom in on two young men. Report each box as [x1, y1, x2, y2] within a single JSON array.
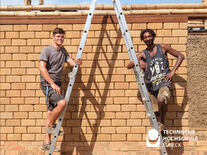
[[39, 28, 82, 150], [39, 28, 184, 151], [127, 29, 184, 130]]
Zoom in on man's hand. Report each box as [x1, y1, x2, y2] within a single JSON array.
[[127, 61, 135, 69], [51, 83, 61, 94], [127, 60, 147, 70], [165, 70, 175, 81], [75, 58, 82, 65], [139, 59, 147, 70]]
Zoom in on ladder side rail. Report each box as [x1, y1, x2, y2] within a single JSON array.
[[76, 0, 98, 59], [49, 0, 98, 154], [113, 6, 150, 111], [112, 4, 150, 112], [48, 74, 75, 155], [134, 74, 156, 126], [112, 0, 133, 61], [113, 0, 158, 129], [113, 0, 151, 109], [112, 2, 153, 108], [113, 0, 167, 154], [116, 12, 159, 131], [112, 0, 138, 66]]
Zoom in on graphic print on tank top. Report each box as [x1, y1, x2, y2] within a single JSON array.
[[144, 44, 171, 92]]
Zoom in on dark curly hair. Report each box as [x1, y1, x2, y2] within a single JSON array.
[[140, 29, 156, 41]]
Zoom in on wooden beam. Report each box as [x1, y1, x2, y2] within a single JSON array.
[[202, 0, 207, 4], [39, 0, 44, 5], [1, 3, 207, 11], [24, 0, 31, 6], [0, 15, 188, 25]]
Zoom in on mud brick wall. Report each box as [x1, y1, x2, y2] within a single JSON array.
[[187, 34, 207, 140], [0, 15, 192, 154]]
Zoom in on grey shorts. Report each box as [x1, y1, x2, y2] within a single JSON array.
[[40, 81, 64, 111]]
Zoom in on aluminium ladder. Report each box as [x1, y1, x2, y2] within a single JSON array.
[[48, 0, 98, 154], [49, 0, 168, 154], [112, 0, 167, 154]]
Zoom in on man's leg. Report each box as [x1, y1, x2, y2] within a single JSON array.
[[46, 99, 66, 127], [161, 104, 168, 124], [157, 86, 171, 125], [44, 99, 66, 144], [148, 92, 160, 121], [157, 97, 165, 124]]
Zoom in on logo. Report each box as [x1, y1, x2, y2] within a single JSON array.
[[146, 128, 160, 147], [146, 129, 198, 148]]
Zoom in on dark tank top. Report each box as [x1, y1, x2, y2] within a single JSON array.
[[143, 44, 171, 93]]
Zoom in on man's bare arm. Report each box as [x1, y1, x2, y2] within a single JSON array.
[[137, 52, 147, 70], [127, 51, 146, 70], [66, 58, 82, 67], [161, 44, 185, 80]]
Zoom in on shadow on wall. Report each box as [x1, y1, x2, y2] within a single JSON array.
[[60, 15, 121, 155], [166, 74, 187, 155]]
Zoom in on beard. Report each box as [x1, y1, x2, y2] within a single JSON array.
[[145, 40, 154, 47]]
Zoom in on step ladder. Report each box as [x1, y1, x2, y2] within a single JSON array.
[[49, 0, 168, 154]]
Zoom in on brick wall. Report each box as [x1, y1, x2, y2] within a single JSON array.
[[0, 15, 205, 154]]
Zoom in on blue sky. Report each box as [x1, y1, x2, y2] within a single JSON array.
[[0, 0, 202, 5]]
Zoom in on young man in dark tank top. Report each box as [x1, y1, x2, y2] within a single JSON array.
[[127, 29, 184, 131]]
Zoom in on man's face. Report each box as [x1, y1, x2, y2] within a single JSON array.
[[143, 32, 154, 47], [53, 33, 64, 46]]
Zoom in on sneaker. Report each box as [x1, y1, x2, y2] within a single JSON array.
[[42, 143, 50, 151], [46, 124, 64, 136], [42, 143, 59, 152]]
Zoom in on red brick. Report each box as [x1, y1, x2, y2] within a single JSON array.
[[111, 134, 126, 141], [121, 105, 137, 111], [112, 120, 126, 126], [5, 46, 19, 53], [20, 32, 34, 38], [0, 25, 13, 31], [0, 127, 13, 133], [101, 127, 116, 133], [7, 134, 21, 140], [21, 119, 35, 126], [0, 39, 11, 46], [0, 83, 10, 90], [14, 112, 28, 119], [22, 134, 35, 140], [13, 25, 27, 31], [28, 25, 42, 31], [5, 105, 18, 112], [127, 119, 142, 126], [6, 119, 20, 126], [14, 127, 27, 133], [116, 127, 130, 133]]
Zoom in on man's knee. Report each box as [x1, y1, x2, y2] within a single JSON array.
[[157, 97, 165, 105], [47, 110, 53, 116], [57, 99, 66, 109]]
